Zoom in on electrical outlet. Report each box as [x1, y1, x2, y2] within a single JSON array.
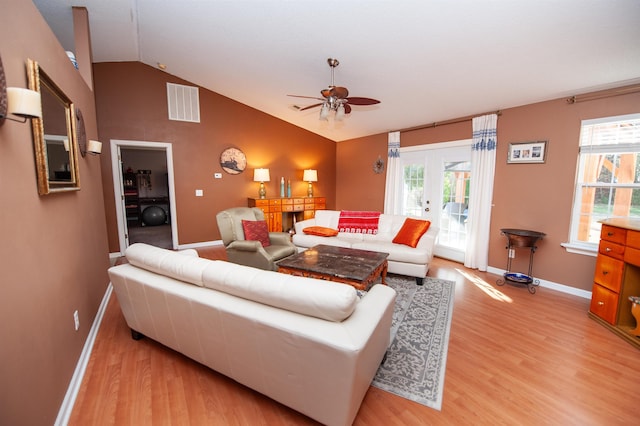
[[73, 310, 80, 331], [214, 173, 222, 179], [508, 248, 515, 258], [195, 189, 203, 197]]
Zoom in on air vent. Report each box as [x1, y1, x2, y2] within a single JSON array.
[[167, 83, 200, 123]]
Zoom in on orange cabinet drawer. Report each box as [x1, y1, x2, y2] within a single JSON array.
[[293, 198, 304, 205], [250, 199, 269, 207], [593, 254, 624, 293], [598, 240, 625, 261], [590, 283, 619, 325], [293, 204, 305, 212], [624, 247, 640, 267], [304, 203, 315, 210], [281, 198, 293, 205], [314, 197, 326, 204], [269, 199, 281, 206], [627, 230, 640, 250], [600, 225, 626, 245], [282, 204, 294, 212], [315, 202, 326, 210]]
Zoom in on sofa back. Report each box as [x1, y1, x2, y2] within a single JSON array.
[[121, 243, 358, 322]]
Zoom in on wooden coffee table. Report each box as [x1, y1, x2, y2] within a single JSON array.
[[276, 244, 389, 291]]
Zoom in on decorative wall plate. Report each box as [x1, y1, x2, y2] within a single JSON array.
[[76, 107, 87, 157], [373, 156, 385, 174], [220, 147, 247, 174], [0, 55, 7, 122]]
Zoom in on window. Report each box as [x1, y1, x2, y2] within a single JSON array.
[[569, 113, 640, 249]]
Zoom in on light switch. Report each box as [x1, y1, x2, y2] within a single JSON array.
[[214, 173, 222, 179], [195, 189, 203, 197]]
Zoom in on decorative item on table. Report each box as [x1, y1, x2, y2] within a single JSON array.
[[303, 169, 318, 197], [287, 179, 291, 197], [254, 168, 270, 199], [280, 177, 285, 197], [629, 296, 640, 337]]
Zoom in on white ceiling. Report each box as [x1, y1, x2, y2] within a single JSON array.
[[33, 0, 640, 142]]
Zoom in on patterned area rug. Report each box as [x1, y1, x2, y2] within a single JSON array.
[[371, 274, 455, 411]]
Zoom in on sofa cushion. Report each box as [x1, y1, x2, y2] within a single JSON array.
[[125, 243, 212, 286], [242, 220, 271, 247], [303, 226, 339, 237], [392, 218, 431, 248], [202, 260, 358, 322]]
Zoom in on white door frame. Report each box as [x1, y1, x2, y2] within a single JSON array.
[[110, 139, 179, 254]]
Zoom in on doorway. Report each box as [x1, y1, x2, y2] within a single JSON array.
[[399, 140, 472, 262], [110, 140, 178, 253]]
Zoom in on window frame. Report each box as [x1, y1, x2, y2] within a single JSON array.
[[565, 113, 640, 255]]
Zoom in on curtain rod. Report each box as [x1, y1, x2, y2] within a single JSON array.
[[394, 110, 502, 134], [566, 84, 640, 104]]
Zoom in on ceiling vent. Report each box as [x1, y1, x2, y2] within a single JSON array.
[[167, 83, 200, 123]]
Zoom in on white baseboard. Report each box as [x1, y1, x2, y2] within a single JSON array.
[[55, 284, 113, 426], [487, 266, 592, 299]]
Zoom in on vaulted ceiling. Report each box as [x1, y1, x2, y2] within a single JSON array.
[[33, 0, 640, 142]]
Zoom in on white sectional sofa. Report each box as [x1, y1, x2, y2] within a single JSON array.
[[293, 210, 439, 285], [108, 243, 396, 426]]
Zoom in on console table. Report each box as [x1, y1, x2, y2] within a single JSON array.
[[589, 218, 640, 349], [248, 197, 326, 232]]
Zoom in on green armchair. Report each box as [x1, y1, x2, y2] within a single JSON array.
[[215, 207, 296, 271]]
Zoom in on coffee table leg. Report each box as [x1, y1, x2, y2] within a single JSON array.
[[381, 261, 388, 285]]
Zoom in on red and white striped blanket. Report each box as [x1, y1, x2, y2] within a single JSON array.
[[337, 210, 381, 234]]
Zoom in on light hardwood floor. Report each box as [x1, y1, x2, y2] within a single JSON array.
[[70, 248, 640, 425]]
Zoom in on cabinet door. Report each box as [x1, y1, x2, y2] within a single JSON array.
[[593, 254, 624, 293], [590, 284, 619, 325]]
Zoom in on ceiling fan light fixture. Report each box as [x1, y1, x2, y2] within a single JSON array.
[[335, 104, 345, 121], [319, 103, 329, 121]]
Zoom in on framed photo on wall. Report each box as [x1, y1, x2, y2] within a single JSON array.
[[507, 140, 547, 164]]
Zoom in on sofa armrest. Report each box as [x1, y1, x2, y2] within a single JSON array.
[[227, 240, 262, 252], [294, 218, 316, 234], [268, 232, 294, 246]]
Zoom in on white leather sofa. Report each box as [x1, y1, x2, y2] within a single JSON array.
[[108, 243, 396, 426], [293, 210, 439, 285]]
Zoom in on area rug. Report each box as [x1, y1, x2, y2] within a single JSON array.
[[371, 274, 455, 411]]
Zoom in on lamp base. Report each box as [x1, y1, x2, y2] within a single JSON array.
[[259, 182, 266, 199], [307, 182, 313, 198]]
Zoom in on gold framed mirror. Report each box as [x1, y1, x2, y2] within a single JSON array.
[[27, 59, 80, 195]]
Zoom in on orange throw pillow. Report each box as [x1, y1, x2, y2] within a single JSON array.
[[303, 226, 339, 237], [392, 218, 431, 248], [241, 220, 271, 247]]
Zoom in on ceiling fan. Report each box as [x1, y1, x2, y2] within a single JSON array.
[[288, 58, 380, 121]]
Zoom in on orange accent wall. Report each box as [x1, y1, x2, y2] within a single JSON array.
[[336, 91, 640, 291], [0, 1, 110, 424], [94, 62, 336, 252]]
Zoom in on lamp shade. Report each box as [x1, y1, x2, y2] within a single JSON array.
[[253, 168, 270, 182], [303, 169, 318, 182], [6, 87, 41, 118]]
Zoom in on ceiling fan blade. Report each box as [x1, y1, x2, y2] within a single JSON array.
[[345, 97, 380, 105], [298, 103, 324, 111], [344, 104, 352, 114], [288, 94, 324, 101]]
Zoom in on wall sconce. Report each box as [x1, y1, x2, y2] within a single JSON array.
[[303, 169, 318, 197], [1, 55, 42, 125], [87, 140, 102, 155], [253, 168, 270, 199], [0, 88, 42, 124]]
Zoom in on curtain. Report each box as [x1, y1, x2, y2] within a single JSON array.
[[384, 131, 402, 214], [464, 114, 497, 271]]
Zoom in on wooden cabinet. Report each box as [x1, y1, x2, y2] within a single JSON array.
[[248, 197, 326, 232], [589, 219, 640, 348], [123, 172, 140, 225]]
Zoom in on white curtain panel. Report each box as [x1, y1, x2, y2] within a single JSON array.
[[464, 114, 498, 271], [384, 131, 402, 214]]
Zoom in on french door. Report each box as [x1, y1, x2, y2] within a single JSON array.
[[400, 141, 471, 262]]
